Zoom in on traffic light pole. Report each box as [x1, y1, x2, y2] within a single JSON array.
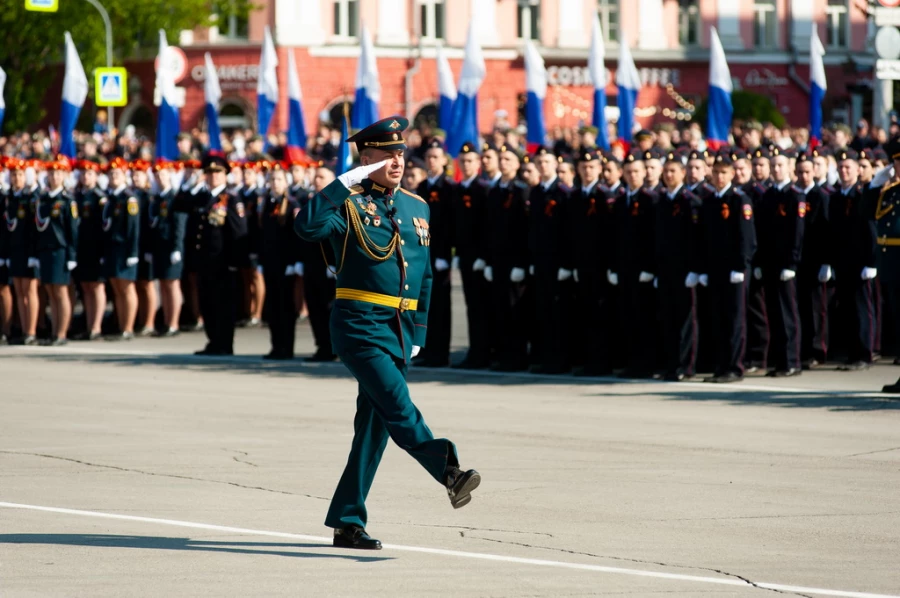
[[83, 0, 114, 130]]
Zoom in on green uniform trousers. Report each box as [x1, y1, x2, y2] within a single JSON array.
[[324, 345, 459, 529]]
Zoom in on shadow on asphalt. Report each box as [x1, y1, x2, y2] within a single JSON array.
[[0, 534, 392, 563], [8, 350, 898, 412]]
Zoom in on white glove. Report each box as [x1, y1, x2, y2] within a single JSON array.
[[337, 159, 390, 188], [66, 261, 77, 271], [639, 271, 654, 283], [294, 262, 304, 276], [257, 265, 263, 275], [730, 271, 745, 284], [27, 257, 39, 268], [144, 252, 153, 263], [411, 345, 421, 358], [698, 274, 709, 287], [451, 256, 459, 270], [753, 267, 763, 281], [558, 268, 573, 281], [249, 253, 259, 261], [0, 259, 6, 267], [818, 265, 832, 283], [861, 267, 877, 280], [472, 258, 486, 272], [326, 267, 336, 279], [126, 257, 139, 267], [435, 258, 450, 272], [573, 269, 580, 283], [685, 272, 699, 288], [529, 265, 535, 276], [780, 269, 796, 282], [483, 266, 494, 282], [170, 251, 182, 264], [607, 270, 619, 286], [285, 264, 296, 276], [510, 267, 525, 282], [871, 165, 895, 188]]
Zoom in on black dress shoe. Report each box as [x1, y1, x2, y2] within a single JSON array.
[[664, 371, 686, 382], [839, 361, 870, 372], [773, 368, 802, 377], [305, 351, 337, 362], [706, 372, 743, 384], [445, 467, 481, 509], [333, 525, 382, 550], [883, 380, 900, 393]]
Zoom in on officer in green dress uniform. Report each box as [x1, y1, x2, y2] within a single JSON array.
[[293, 116, 480, 550], [873, 139, 900, 393]]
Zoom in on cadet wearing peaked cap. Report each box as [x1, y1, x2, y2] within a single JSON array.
[[72, 160, 108, 341], [872, 137, 900, 369], [294, 115, 480, 550]]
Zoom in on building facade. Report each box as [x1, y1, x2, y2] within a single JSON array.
[[115, 0, 877, 138]]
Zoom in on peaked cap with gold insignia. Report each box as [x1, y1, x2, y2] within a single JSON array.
[[346, 116, 409, 151]]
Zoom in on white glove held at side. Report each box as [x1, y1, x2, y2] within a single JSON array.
[[861, 267, 877, 280], [66, 261, 77, 271], [284, 265, 296, 276], [607, 270, 619, 286], [558, 268, 572, 281], [685, 272, 699, 288], [698, 274, 709, 287], [483, 266, 494, 282], [818, 265, 832, 283], [753, 267, 763, 281], [411, 345, 421, 358], [435, 258, 450, 272], [126, 257, 139, 267], [294, 262, 304, 276], [27, 257, 39, 268], [510, 267, 525, 283], [472, 258, 486, 272], [730, 271, 745, 284], [639, 271, 654, 283]]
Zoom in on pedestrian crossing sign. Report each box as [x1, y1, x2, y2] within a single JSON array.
[[24, 0, 58, 12], [95, 68, 128, 107]]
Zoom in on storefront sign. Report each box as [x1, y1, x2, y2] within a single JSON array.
[[191, 63, 259, 90], [743, 68, 789, 88], [547, 65, 681, 88]]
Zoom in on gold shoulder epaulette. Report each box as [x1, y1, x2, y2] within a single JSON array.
[[349, 184, 364, 195], [399, 187, 427, 204]]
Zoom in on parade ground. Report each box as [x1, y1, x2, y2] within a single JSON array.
[[2, 287, 900, 597]]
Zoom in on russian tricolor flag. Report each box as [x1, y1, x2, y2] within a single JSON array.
[[257, 25, 279, 140], [445, 20, 485, 157], [337, 109, 353, 176], [436, 41, 456, 131], [285, 48, 308, 162], [204, 52, 222, 153], [809, 25, 827, 149], [588, 15, 610, 150], [60, 32, 88, 159], [0, 66, 6, 134], [524, 40, 547, 152], [155, 30, 180, 160], [352, 24, 380, 130], [616, 33, 640, 151], [706, 27, 733, 151]]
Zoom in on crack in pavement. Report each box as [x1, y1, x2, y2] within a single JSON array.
[[470, 536, 814, 598], [844, 446, 900, 458], [227, 449, 259, 468], [0, 451, 327, 501], [381, 521, 555, 538]]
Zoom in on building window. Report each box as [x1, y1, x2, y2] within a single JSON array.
[[419, 0, 445, 41], [333, 0, 359, 38], [597, 0, 618, 44], [825, 0, 849, 48], [678, 0, 700, 46], [214, 0, 249, 40], [753, 0, 777, 48], [517, 0, 541, 41]]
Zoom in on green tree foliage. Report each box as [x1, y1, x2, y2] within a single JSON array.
[[0, 0, 254, 133], [695, 90, 787, 134]]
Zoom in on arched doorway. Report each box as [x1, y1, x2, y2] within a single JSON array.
[[326, 99, 354, 129], [219, 97, 252, 132], [118, 102, 155, 137]]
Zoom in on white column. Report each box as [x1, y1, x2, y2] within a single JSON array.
[[638, 0, 667, 50], [376, 0, 409, 46], [557, 0, 585, 48], [275, 0, 324, 46], [471, 0, 499, 46], [717, 0, 744, 49], [791, 0, 814, 51], [874, 80, 894, 130]]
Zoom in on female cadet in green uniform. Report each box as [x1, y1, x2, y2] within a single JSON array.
[[294, 116, 480, 550]]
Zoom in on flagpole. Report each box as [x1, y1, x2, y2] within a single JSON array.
[[83, 0, 115, 131]]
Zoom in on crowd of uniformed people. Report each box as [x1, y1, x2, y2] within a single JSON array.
[[1, 124, 899, 383]]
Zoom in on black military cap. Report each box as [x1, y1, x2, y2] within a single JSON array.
[[886, 136, 900, 162], [859, 149, 876, 162], [577, 150, 601, 163], [557, 154, 575, 165], [873, 148, 889, 162], [771, 146, 797, 159], [530, 146, 553, 159], [458, 141, 479, 155], [750, 146, 770, 160], [498, 144, 523, 160], [666, 150, 687, 166], [713, 151, 734, 166], [406, 156, 426, 171], [425, 138, 445, 151], [634, 129, 652, 141], [687, 149, 708, 162], [624, 150, 644, 164], [346, 116, 409, 151], [811, 146, 833, 158], [642, 148, 664, 161], [482, 141, 499, 153], [834, 147, 859, 162], [202, 153, 229, 173], [730, 148, 749, 162], [796, 152, 813, 164]]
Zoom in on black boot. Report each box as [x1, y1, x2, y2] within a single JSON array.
[[445, 467, 481, 509], [333, 525, 382, 550]]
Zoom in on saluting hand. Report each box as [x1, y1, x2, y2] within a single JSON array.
[[337, 159, 390, 189]]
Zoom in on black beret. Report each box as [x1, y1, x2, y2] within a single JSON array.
[[425, 138, 445, 151]]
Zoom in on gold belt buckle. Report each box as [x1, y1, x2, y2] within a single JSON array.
[[398, 297, 410, 312]]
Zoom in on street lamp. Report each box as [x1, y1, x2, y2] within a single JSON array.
[[83, 0, 115, 129]]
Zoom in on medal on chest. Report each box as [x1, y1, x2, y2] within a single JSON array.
[[413, 217, 431, 246]]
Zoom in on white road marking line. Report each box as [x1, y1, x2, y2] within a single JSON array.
[[1, 346, 891, 397], [1, 501, 897, 598]]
